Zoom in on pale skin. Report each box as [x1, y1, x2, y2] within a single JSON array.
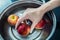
[[15, 0, 60, 33]]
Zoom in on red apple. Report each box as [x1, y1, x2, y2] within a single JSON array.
[[17, 23, 30, 36], [35, 19, 46, 29]]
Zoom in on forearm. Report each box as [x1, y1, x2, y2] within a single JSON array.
[[37, 0, 60, 14]]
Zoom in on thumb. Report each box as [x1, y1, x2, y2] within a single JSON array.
[[15, 17, 25, 29], [15, 15, 29, 29]]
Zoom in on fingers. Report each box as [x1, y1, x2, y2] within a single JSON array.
[[15, 17, 25, 29], [15, 15, 29, 29], [15, 8, 31, 29], [30, 20, 40, 33], [15, 8, 36, 29]]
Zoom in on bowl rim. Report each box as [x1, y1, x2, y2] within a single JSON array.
[[0, 1, 56, 40]]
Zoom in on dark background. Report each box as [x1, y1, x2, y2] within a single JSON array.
[[45, 0, 60, 40]]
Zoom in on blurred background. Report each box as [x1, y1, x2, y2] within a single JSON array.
[[0, 0, 60, 40]]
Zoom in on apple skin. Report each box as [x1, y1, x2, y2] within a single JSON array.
[[7, 14, 19, 26], [35, 19, 46, 29], [17, 23, 30, 36], [23, 19, 46, 29], [16, 19, 47, 36]]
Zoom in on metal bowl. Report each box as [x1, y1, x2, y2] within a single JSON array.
[[0, 1, 56, 40]]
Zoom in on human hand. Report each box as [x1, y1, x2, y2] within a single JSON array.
[[15, 8, 45, 33], [15, 0, 60, 33]]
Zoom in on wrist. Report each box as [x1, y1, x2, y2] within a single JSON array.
[[37, 0, 60, 14], [51, 0, 60, 6]]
